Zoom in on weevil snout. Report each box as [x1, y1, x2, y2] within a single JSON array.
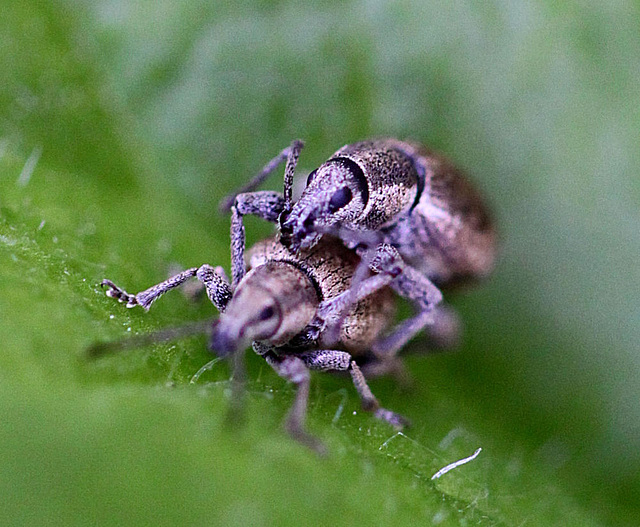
[[209, 323, 241, 356], [210, 287, 282, 356], [280, 207, 322, 251], [209, 261, 319, 356]]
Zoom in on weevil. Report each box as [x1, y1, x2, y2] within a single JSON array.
[[95, 234, 430, 453], [221, 139, 496, 355]]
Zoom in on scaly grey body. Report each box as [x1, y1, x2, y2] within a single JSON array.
[[283, 139, 496, 284], [221, 138, 495, 357]]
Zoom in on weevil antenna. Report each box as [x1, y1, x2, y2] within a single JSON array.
[[87, 319, 219, 359], [283, 139, 304, 213]]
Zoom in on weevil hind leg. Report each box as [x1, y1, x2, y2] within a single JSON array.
[[411, 304, 462, 353], [359, 355, 414, 388], [299, 349, 409, 429], [263, 351, 327, 455]]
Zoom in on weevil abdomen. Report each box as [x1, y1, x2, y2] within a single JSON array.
[[390, 146, 497, 284]]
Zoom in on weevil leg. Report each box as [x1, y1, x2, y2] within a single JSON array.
[[168, 263, 207, 302], [101, 264, 232, 312], [219, 140, 304, 212], [315, 272, 394, 333], [262, 351, 327, 455], [359, 356, 413, 387], [413, 304, 462, 353], [318, 261, 375, 346], [313, 227, 386, 345], [229, 190, 287, 288], [372, 305, 462, 359], [364, 244, 444, 356], [298, 350, 409, 429], [196, 265, 233, 312], [283, 272, 395, 351], [101, 269, 198, 310], [281, 139, 304, 211], [225, 344, 248, 428]]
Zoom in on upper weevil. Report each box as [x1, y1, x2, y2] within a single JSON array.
[[221, 139, 496, 355]]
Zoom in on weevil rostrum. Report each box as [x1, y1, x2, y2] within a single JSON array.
[[222, 139, 496, 355], [97, 232, 443, 453]]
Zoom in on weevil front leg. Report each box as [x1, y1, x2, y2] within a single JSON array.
[[285, 271, 396, 349], [101, 264, 232, 312], [219, 140, 304, 213], [262, 351, 327, 455], [298, 350, 409, 429], [230, 190, 287, 287]]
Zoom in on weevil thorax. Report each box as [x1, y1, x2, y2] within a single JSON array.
[[248, 236, 396, 354], [282, 140, 420, 251], [210, 261, 319, 354]]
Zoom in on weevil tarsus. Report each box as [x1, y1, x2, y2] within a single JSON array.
[[101, 265, 232, 312], [299, 350, 409, 428]]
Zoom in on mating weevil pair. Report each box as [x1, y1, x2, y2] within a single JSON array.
[[96, 138, 497, 453]]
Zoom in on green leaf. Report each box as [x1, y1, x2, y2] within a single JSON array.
[[1, 1, 639, 525]]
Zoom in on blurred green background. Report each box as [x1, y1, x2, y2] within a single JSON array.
[[1, 1, 639, 525]]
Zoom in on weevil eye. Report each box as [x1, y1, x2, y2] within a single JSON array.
[[258, 305, 275, 321], [306, 169, 317, 187], [328, 187, 352, 213]]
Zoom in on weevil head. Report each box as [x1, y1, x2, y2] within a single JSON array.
[[210, 261, 319, 355], [280, 158, 368, 251]]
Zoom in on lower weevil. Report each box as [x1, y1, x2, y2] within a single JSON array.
[[95, 234, 437, 453]]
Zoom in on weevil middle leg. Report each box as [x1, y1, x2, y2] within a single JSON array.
[[367, 244, 443, 356], [259, 346, 408, 453]]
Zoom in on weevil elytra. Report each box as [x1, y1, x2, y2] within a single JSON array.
[[222, 139, 496, 355], [97, 234, 426, 453]]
